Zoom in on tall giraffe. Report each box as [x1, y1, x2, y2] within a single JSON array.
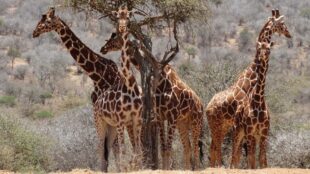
[[110, 6, 144, 167], [32, 7, 142, 172], [230, 41, 274, 168], [206, 9, 292, 167], [101, 33, 204, 170], [231, 10, 292, 169]]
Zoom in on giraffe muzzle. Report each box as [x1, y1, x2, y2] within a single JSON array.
[[32, 31, 40, 38], [285, 32, 292, 38], [100, 47, 108, 54]]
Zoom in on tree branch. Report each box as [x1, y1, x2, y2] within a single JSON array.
[[160, 20, 179, 66]]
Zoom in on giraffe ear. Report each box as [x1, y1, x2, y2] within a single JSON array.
[[47, 7, 55, 18], [111, 11, 118, 17], [257, 41, 262, 48], [275, 15, 284, 22], [128, 10, 133, 18]]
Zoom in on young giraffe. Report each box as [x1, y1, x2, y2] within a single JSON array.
[[101, 33, 204, 170], [32, 7, 142, 172], [231, 10, 292, 169], [206, 9, 291, 168]]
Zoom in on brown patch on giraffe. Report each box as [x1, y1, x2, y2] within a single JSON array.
[[124, 95, 131, 104], [128, 76, 135, 87], [84, 61, 94, 72], [81, 47, 88, 57], [258, 112, 264, 122], [62, 35, 70, 42], [133, 98, 141, 110], [90, 73, 100, 81], [66, 40, 72, 48], [124, 104, 131, 111], [262, 128, 268, 135]]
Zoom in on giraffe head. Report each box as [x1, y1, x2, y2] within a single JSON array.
[[100, 32, 140, 69], [33, 7, 61, 38], [267, 9, 291, 38], [257, 41, 274, 61], [100, 33, 123, 54], [112, 6, 133, 33]]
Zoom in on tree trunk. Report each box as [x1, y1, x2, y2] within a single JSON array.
[[135, 36, 159, 169]]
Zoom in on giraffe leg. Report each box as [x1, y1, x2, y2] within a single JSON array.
[[127, 124, 135, 149], [208, 113, 226, 168], [177, 119, 191, 170], [116, 125, 126, 171], [212, 123, 230, 167], [94, 114, 108, 172], [209, 130, 224, 167], [191, 117, 203, 170], [107, 126, 120, 172], [230, 127, 245, 168], [165, 121, 177, 170], [246, 135, 256, 169], [259, 135, 268, 168], [132, 115, 143, 169]]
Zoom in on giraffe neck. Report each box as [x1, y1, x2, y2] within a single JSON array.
[[120, 32, 138, 88], [254, 21, 274, 101], [54, 19, 122, 97], [252, 55, 269, 102], [234, 21, 275, 97], [258, 21, 275, 43]]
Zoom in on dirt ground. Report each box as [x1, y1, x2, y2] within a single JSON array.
[[1, 168, 309, 174]]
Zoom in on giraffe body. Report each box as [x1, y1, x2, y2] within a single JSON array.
[[33, 8, 142, 172]]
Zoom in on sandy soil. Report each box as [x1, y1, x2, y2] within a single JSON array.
[[1, 168, 309, 174]]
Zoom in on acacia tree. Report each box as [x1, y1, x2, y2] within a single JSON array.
[[58, 0, 209, 169]]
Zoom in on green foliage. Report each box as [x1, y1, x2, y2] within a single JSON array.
[[300, 7, 310, 19], [61, 0, 210, 25], [0, 95, 16, 107], [35, 110, 53, 119], [7, 46, 21, 58], [0, 116, 51, 172]]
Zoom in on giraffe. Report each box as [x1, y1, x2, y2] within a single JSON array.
[[230, 9, 292, 169], [234, 41, 273, 169], [101, 33, 204, 170], [206, 9, 292, 168], [32, 7, 142, 172]]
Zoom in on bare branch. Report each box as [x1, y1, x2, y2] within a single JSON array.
[[160, 20, 179, 66]]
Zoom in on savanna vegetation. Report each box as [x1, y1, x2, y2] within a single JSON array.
[[0, 0, 309, 172]]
